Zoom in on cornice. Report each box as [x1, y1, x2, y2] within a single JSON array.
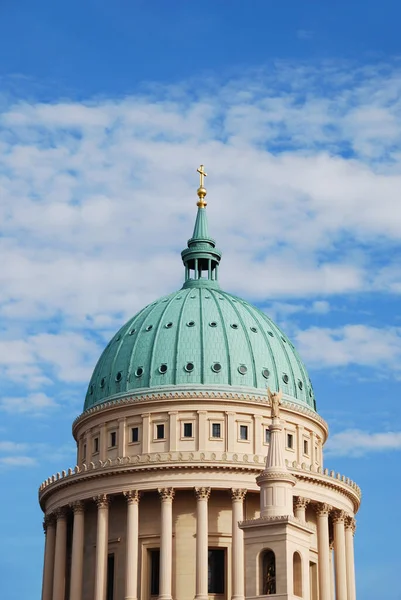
[[38, 451, 360, 512]]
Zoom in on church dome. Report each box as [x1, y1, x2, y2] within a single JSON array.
[[84, 168, 316, 413]]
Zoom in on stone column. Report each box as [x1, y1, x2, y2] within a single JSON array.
[[52, 508, 68, 600], [329, 541, 335, 600], [124, 491, 141, 600], [345, 517, 357, 600], [94, 494, 110, 600], [158, 488, 175, 600], [315, 503, 332, 600], [69, 501, 85, 600], [333, 510, 347, 600], [195, 487, 211, 600], [41, 514, 56, 600], [294, 496, 309, 521], [231, 489, 247, 600]]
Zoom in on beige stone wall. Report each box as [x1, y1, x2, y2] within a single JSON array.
[[74, 395, 327, 472]]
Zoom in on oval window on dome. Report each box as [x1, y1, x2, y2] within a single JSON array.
[[159, 364, 168, 374], [185, 362, 194, 372], [309, 388, 313, 398], [238, 365, 248, 375], [115, 334, 121, 341], [187, 321, 195, 327], [262, 368, 270, 379], [281, 336, 287, 343], [267, 331, 274, 337], [298, 380, 303, 390], [145, 325, 153, 331], [176, 296, 182, 300], [250, 326, 257, 333], [209, 321, 218, 328], [135, 367, 144, 377], [129, 328, 136, 336], [89, 384, 94, 395], [100, 377, 106, 388], [212, 362, 222, 373], [231, 323, 238, 329], [165, 322, 173, 329], [190, 295, 196, 299], [219, 297, 224, 300], [115, 371, 122, 382], [282, 373, 289, 384], [205, 295, 210, 299]]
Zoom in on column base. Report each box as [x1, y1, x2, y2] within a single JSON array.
[[158, 595, 172, 600], [125, 597, 138, 600], [194, 595, 208, 600], [231, 596, 245, 600]]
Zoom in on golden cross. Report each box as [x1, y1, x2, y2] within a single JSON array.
[[197, 164, 207, 188]]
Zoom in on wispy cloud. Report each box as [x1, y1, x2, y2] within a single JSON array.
[[325, 430, 401, 457], [1, 61, 401, 402], [295, 325, 401, 374]]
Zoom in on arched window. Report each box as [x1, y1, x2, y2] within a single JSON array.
[[261, 549, 276, 595], [293, 551, 302, 597]]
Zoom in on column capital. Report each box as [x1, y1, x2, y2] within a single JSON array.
[[54, 506, 68, 520], [332, 509, 347, 524], [70, 500, 85, 514], [294, 496, 310, 510], [94, 494, 110, 509], [124, 490, 141, 504], [230, 488, 247, 501], [158, 487, 175, 501], [195, 486, 211, 500], [345, 515, 356, 534], [314, 502, 332, 517], [43, 512, 56, 532]]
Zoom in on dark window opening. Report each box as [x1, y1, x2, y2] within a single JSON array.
[[265, 429, 271, 444], [240, 425, 248, 440], [303, 439, 309, 455], [110, 432, 117, 447], [212, 423, 221, 438], [83, 444, 86, 459], [150, 549, 160, 596], [183, 423, 193, 438], [208, 548, 225, 594], [156, 424, 165, 440], [131, 427, 139, 443], [287, 433, 294, 449], [262, 549, 276, 595], [93, 437, 99, 454], [106, 553, 115, 600]]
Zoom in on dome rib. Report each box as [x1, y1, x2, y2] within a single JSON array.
[[224, 293, 258, 388], [199, 289, 205, 384], [173, 289, 192, 384], [126, 304, 155, 392], [148, 294, 178, 387], [239, 300, 279, 391], [210, 289, 232, 384]]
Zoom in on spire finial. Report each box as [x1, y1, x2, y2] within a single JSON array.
[[196, 164, 207, 208]]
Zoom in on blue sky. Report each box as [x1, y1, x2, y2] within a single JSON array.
[[1, 2, 401, 599]]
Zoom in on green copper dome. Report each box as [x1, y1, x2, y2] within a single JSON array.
[[84, 171, 316, 412]]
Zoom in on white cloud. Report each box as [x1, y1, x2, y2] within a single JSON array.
[[1, 62, 401, 397], [0, 456, 37, 467], [0, 392, 57, 414], [295, 324, 401, 372], [325, 430, 401, 457]]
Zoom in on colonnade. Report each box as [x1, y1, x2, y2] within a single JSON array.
[[313, 502, 356, 600], [42, 491, 356, 600], [41, 487, 247, 600]]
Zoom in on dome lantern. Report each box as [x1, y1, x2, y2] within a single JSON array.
[[181, 165, 222, 289]]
